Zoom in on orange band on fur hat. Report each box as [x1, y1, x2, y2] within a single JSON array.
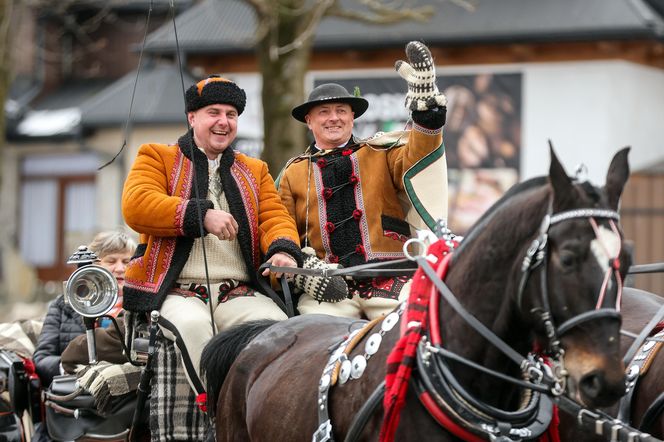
[[185, 75, 246, 114]]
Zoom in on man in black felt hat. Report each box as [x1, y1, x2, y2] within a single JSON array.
[[277, 41, 449, 319]]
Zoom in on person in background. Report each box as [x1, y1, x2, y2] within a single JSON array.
[[277, 41, 448, 320], [33, 230, 136, 387]]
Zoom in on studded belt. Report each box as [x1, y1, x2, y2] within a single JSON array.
[[173, 280, 236, 303]]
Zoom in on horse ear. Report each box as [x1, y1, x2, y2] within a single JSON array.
[[548, 144, 574, 210], [604, 147, 630, 210]]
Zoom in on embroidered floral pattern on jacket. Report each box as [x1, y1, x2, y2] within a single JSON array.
[[231, 160, 260, 267]]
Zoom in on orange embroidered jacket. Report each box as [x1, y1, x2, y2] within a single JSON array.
[[122, 131, 301, 313], [277, 125, 444, 269]]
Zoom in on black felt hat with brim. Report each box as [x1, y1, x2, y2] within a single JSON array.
[[292, 83, 369, 123]]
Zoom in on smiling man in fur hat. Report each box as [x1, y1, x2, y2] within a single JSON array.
[[121, 76, 302, 402], [278, 41, 449, 319]]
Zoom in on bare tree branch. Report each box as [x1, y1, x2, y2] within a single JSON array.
[[276, 0, 322, 16], [0, 0, 14, 59], [327, 0, 434, 25], [253, 0, 471, 59], [271, 0, 334, 59], [246, 0, 277, 48], [45, 1, 114, 46], [445, 0, 476, 13]]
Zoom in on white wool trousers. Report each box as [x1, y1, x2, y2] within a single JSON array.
[[158, 289, 288, 395]]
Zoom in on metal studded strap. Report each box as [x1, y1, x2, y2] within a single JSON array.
[[548, 208, 619, 226], [619, 327, 664, 423], [314, 328, 362, 442], [313, 307, 405, 442]]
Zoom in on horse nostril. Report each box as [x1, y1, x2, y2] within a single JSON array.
[[578, 370, 626, 407], [579, 371, 604, 400]]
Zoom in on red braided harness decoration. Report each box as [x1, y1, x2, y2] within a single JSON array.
[[379, 239, 560, 442], [380, 240, 454, 441]]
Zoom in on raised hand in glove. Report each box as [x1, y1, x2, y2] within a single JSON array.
[[395, 41, 447, 116], [293, 247, 348, 303]]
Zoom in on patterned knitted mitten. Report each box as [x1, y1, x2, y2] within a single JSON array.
[[294, 247, 348, 303], [395, 41, 447, 112]]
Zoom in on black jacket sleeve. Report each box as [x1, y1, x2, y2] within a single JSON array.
[[34, 296, 86, 386], [33, 296, 66, 386]]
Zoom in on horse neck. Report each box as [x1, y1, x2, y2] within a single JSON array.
[[439, 187, 550, 404]]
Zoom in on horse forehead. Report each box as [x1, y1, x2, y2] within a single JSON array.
[[590, 225, 621, 272], [577, 181, 602, 202]]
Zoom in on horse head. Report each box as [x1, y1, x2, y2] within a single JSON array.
[[445, 147, 631, 414], [521, 147, 632, 408]]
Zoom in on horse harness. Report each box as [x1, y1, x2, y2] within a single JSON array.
[[314, 304, 406, 442], [618, 305, 664, 433], [516, 208, 624, 367], [310, 205, 649, 442], [411, 207, 627, 441]]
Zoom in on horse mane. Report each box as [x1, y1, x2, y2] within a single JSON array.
[[201, 319, 277, 415], [453, 176, 549, 260], [446, 174, 607, 359], [453, 175, 604, 265]]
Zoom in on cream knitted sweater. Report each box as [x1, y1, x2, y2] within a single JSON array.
[[177, 157, 249, 284]]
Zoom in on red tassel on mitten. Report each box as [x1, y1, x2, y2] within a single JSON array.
[[195, 392, 208, 413]]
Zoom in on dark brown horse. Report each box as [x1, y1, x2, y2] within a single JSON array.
[[560, 286, 664, 440], [202, 148, 632, 441]]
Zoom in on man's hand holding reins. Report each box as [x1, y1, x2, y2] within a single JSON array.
[[262, 253, 297, 278]]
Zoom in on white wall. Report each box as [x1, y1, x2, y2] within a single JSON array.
[[522, 60, 664, 185], [87, 125, 187, 231], [310, 60, 664, 185], [226, 73, 264, 139]]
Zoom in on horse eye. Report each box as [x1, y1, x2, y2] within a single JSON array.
[[558, 250, 576, 269]]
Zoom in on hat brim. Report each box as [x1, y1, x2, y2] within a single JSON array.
[[292, 96, 369, 123]]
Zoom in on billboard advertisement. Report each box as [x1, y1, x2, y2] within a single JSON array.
[[314, 72, 522, 234]]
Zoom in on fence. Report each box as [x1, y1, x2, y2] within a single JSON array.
[[620, 173, 664, 295]]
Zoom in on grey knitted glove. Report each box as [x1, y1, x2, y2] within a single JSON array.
[[294, 247, 348, 303], [395, 41, 447, 112]]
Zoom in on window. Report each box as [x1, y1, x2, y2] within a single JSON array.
[[20, 180, 58, 266], [20, 153, 98, 281]]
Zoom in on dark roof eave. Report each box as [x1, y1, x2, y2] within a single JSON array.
[[317, 29, 658, 49], [138, 29, 659, 56], [81, 119, 187, 128], [137, 42, 256, 54], [6, 132, 82, 143]]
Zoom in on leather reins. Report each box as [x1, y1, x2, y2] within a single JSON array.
[[340, 206, 628, 441]]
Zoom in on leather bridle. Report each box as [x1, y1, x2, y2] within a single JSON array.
[[406, 206, 624, 398], [398, 206, 625, 441], [516, 206, 624, 376]]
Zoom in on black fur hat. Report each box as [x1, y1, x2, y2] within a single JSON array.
[[185, 75, 246, 115]]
